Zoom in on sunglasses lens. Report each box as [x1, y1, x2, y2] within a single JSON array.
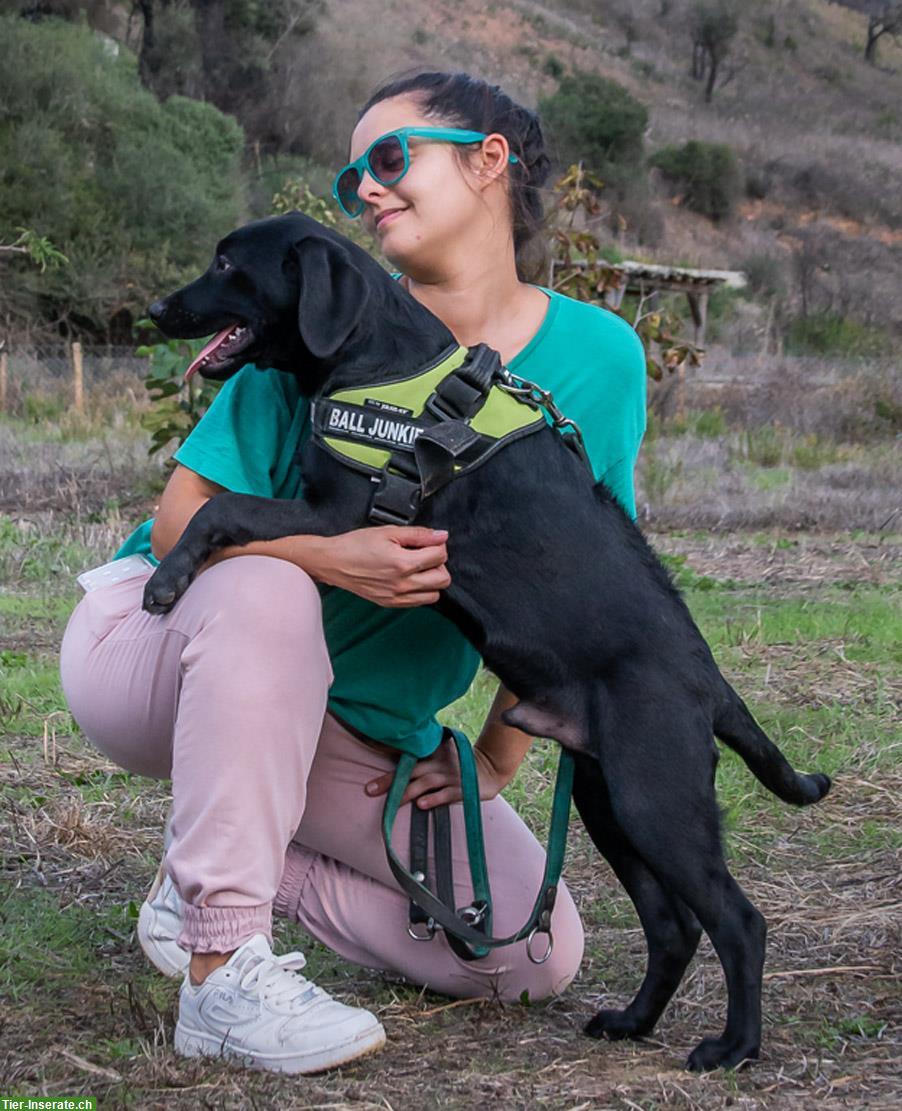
[[369, 135, 405, 183], [336, 167, 362, 215]]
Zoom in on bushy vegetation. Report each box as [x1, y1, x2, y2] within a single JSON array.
[[649, 140, 741, 221], [0, 15, 245, 338], [539, 73, 648, 180], [784, 311, 892, 358]]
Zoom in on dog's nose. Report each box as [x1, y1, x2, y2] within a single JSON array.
[[148, 299, 167, 323]]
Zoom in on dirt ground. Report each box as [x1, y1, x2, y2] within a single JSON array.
[[2, 523, 899, 1110]]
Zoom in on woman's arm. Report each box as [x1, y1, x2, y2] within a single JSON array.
[[365, 682, 534, 807], [151, 464, 451, 608]]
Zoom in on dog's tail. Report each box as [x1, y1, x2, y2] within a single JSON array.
[[713, 683, 831, 806]]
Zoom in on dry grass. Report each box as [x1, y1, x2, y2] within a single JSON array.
[[2, 395, 900, 1106], [2, 697, 899, 1108], [636, 358, 901, 532], [0, 412, 163, 515], [3, 523, 900, 1107]]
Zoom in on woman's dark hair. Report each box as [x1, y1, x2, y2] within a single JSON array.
[[358, 72, 551, 280]]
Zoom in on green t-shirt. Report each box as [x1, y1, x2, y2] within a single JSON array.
[[116, 288, 646, 756]]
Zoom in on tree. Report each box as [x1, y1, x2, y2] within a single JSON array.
[[133, 0, 321, 153], [539, 73, 648, 182], [832, 1, 902, 63], [689, 1, 739, 102], [0, 14, 245, 339]]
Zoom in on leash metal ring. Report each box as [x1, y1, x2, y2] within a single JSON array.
[[526, 926, 554, 965], [407, 918, 436, 942], [458, 903, 487, 927]]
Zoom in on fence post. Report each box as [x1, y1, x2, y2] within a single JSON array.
[[72, 341, 84, 413], [0, 349, 7, 413]]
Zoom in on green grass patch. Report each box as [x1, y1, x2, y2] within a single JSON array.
[[685, 584, 901, 657], [747, 466, 792, 491], [0, 591, 77, 622], [0, 515, 99, 586], [0, 887, 152, 1003], [1, 659, 73, 735]]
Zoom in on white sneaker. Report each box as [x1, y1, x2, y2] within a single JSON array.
[[137, 861, 190, 978], [174, 934, 386, 1074]]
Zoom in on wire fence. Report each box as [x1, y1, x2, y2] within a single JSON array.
[[0, 344, 151, 414]]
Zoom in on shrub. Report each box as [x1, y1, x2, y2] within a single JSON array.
[[693, 407, 728, 439], [736, 426, 785, 468], [539, 73, 648, 178], [639, 448, 683, 504], [649, 140, 741, 221], [784, 313, 892, 358], [874, 394, 902, 434], [791, 434, 841, 470], [742, 252, 785, 299], [543, 54, 564, 78]]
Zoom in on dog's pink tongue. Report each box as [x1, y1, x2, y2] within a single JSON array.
[[183, 326, 237, 382]]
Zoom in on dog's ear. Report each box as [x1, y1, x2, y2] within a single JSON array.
[[294, 237, 369, 359]]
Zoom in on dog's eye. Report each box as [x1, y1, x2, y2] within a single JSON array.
[[214, 256, 233, 273]]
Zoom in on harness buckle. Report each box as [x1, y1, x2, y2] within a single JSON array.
[[368, 470, 422, 526], [424, 391, 463, 423], [407, 918, 437, 942]]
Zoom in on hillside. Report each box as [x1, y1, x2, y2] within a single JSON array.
[[4, 0, 901, 343], [286, 0, 902, 337]]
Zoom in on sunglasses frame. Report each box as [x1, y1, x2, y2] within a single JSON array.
[[332, 127, 519, 218]]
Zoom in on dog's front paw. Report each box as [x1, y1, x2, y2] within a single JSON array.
[[584, 1008, 653, 1042], [143, 561, 194, 614], [686, 1035, 759, 1072]]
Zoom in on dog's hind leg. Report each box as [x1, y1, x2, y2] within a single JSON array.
[[572, 754, 702, 1042], [596, 714, 766, 1072]]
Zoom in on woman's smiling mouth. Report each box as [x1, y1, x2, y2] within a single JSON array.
[[375, 207, 407, 231]]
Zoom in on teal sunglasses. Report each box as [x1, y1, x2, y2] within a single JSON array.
[[332, 127, 519, 218]]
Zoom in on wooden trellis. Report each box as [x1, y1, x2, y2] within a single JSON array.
[[549, 259, 746, 346]]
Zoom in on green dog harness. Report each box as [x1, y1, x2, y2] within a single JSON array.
[[312, 342, 588, 526], [311, 343, 585, 961]]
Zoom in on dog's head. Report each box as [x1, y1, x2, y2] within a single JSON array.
[[148, 213, 449, 395]]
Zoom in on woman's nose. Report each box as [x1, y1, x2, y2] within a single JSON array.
[[357, 168, 387, 204]]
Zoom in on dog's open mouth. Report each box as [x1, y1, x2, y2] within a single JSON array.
[[183, 323, 254, 382]]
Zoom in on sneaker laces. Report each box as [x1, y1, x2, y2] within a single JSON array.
[[237, 949, 321, 1009]]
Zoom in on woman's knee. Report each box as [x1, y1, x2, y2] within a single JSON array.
[[476, 884, 585, 1003], [193, 557, 328, 651], [59, 587, 177, 779]]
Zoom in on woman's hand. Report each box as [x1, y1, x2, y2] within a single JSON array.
[[364, 685, 534, 808], [310, 526, 451, 607], [365, 734, 513, 809]]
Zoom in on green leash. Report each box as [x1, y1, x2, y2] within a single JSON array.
[[382, 728, 575, 963]]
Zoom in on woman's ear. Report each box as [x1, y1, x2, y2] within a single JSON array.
[[473, 133, 512, 185], [294, 237, 369, 359]]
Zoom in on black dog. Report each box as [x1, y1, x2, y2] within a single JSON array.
[[145, 213, 830, 1071]]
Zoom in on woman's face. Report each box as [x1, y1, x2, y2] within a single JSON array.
[[348, 96, 495, 274]]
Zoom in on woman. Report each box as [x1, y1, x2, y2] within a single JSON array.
[[60, 71, 646, 1075]]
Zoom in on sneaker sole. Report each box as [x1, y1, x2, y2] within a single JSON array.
[[174, 1019, 386, 1074], [137, 901, 190, 978]]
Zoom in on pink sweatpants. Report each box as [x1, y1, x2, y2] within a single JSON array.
[[59, 555, 584, 1001]]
